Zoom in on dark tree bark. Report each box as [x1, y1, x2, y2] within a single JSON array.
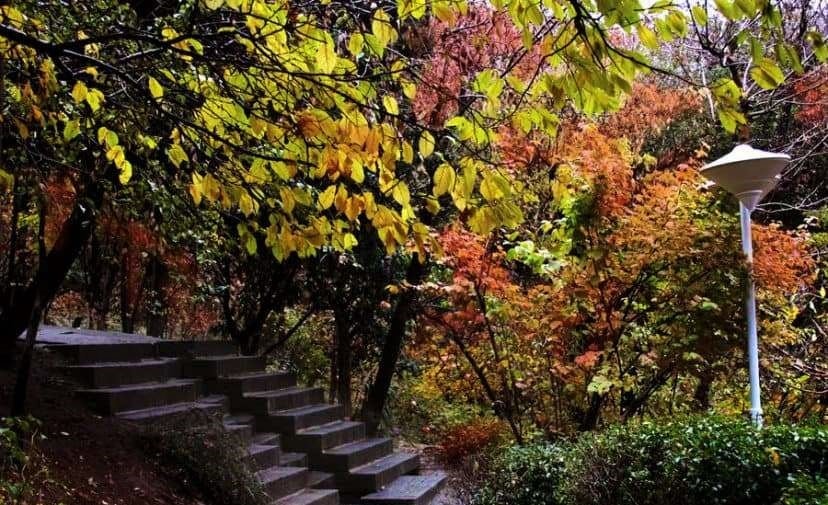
[[145, 255, 168, 337], [0, 178, 103, 369], [11, 191, 47, 415], [359, 255, 426, 434], [333, 306, 353, 416]]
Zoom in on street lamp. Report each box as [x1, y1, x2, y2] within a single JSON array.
[[701, 144, 790, 427]]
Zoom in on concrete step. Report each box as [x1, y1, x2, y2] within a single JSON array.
[[258, 466, 309, 500], [248, 443, 281, 470], [208, 371, 297, 397], [47, 343, 155, 365], [310, 438, 393, 473], [156, 340, 238, 358], [116, 395, 227, 423], [77, 379, 201, 415], [273, 488, 339, 505], [253, 432, 281, 446], [61, 358, 181, 388], [339, 453, 420, 495], [224, 421, 254, 444], [280, 452, 309, 467], [240, 387, 325, 415], [185, 355, 266, 378], [282, 421, 366, 453], [260, 404, 345, 433], [360, 473, 447, 505], [308, 471, 336, 489]]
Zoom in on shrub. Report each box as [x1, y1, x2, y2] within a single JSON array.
[[475, 416, 828, 505], [473, 443, 569, 505], [437, 419, 506, 464], [0, 416, 50, 503], [780, 474, 828, 505], [141, 411, 268, 505]]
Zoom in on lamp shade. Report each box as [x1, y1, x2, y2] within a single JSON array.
[[701, 144, 790, 211]]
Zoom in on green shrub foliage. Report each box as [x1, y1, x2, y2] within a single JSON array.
[[141, 412, 268, 505], [474, 416, 828, 505]]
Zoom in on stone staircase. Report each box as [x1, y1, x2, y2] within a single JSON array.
[[47, 337, 446, 505]]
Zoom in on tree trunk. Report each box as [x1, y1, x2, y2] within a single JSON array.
[[359, 255, 425, 434], [578, 393, 604, 431], [145, 255, 167, 337], [334, 310, 353, 416], [11, 293, 43, 415], [0, 180, 102, 369]]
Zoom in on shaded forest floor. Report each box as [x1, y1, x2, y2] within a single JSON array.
[[0, 353, 203, 505]]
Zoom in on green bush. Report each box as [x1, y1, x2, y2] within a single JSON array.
[[141, 411, 268, 505], [473, 443, 568, 505], [0, 416, 50, 503], [474, 416, 828, 505], [780, 474, 828, 505]]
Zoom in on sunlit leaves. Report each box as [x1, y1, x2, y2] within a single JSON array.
[[750, 58, 785, 90], [148, 77, 164, 100], [433, 163, 456, 196], [63, 119, 81, 141], [419, 131, 435, 158]]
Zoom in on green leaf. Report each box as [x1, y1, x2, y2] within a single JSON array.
[[691, 5, 708, 25], [637, 25, 659, 50], [63, 119, 81, 142], [750, 58, 785, 90], [714, 0, 740, 20]]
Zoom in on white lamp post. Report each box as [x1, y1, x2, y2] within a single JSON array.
[[701, 144, 790, 427]]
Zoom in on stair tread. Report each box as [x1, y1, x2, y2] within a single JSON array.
[[272, 488, 338, 505], [272, 403, 340, 416], [226, 370, 292, 379], [258, 465, 307, 483], [77, 378, 198, 393], [249, 443, 279, 455], [324, 437, 391, 456], [225, 413, 256, 425], [351, 453, 419, 476], [297, 420, 362, 436], [247, 386, 321, 398], [280, 452, 308, 466], [361, 473, 447, 503], [116, 400, 220, 421], [63, 358, 177, 368], [191, 354, 260, 362], [253, 432, 281, 445], [307, 470, 335, 488]]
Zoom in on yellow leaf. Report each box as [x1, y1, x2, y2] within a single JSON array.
[[433, 163, 455, 196], [118, 160, 132, 185], [148, 76, 164, 99], [418, 131, 435, 158], [401, 141, 414, 164], [167, 144, 189, 168], [72, 81, 88, 103], [190, 173, 204, 205], [279, 187, 295, 214], [383, 95, 399, 115], [317, 40, 338, 73], [392, 182, 410, 206], [348, 33, 364, 57], [85, 88, 104, 112], [318, 185, 336, 210]]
